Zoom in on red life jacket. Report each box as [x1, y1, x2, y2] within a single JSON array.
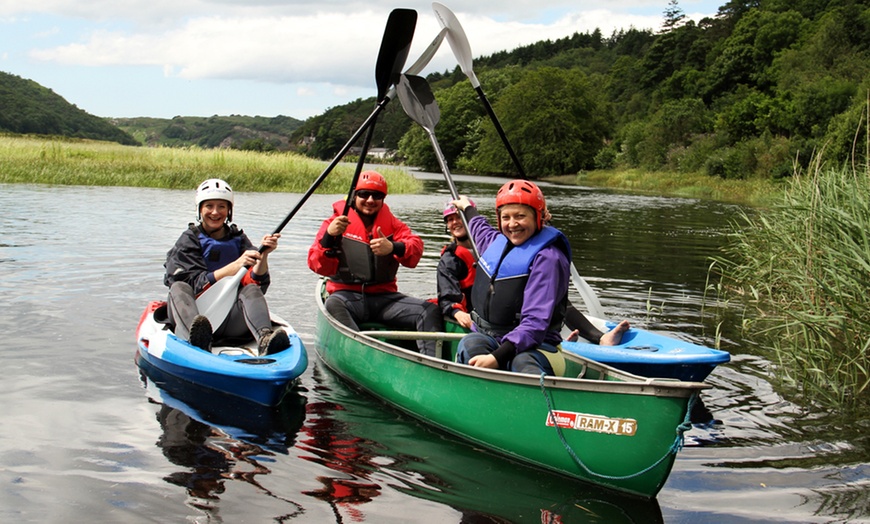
[[440, 242, 476, 311]]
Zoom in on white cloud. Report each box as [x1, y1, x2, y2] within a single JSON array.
[[28, 8, 670, 88], [7, 1, 722, 118]]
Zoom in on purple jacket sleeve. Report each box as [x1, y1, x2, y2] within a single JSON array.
[[467, 213, 499, 254]]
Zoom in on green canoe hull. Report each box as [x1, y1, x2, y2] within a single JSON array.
[[313, 281, 707, 499]]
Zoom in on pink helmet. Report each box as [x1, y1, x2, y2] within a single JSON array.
[[443, 198, 475, 220]]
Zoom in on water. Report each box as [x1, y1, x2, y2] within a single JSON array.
[[1, 177, 868, 523]]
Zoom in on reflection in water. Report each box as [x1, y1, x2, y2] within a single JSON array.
[[302, 363, 664, 524], [140, 369, 307, 522], [298, 394, 383, 523]]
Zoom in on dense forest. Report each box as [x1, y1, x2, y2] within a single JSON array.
[[291, 0, 870, 180], [0, 71, 138, 146]]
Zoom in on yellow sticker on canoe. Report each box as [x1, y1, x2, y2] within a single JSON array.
[[546, 411, 637, 436]]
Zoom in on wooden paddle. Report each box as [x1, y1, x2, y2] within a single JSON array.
[[394, 73, 479, 259], [196, 9, 419, 328], [430, 3, 605, 318]]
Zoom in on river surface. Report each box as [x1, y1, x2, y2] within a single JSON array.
[[2, 174, 869, 523]]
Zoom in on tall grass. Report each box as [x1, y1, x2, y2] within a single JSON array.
[[0, 134, 421, 194], [716, 159, 870, 407], [556, 168, 784, 206]]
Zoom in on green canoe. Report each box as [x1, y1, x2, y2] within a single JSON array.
[[313, 280, 707, 499]]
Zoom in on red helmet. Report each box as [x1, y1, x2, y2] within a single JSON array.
[[495, 179, 545, 229], [355, 171, 388, 195]]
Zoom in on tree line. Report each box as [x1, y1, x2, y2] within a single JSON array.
[[291, 0, 870, 180]]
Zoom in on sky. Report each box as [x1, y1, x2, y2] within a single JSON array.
[[1, 1, 723, 121]]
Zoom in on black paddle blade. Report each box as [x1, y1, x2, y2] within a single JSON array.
[[374, 9, 417, 101], [396, 74, 440, 131]]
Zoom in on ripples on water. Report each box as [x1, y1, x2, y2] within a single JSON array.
[[1, 181, 868, 523]]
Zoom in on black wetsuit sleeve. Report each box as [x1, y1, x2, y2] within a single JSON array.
[[564, 303, 605, 344]]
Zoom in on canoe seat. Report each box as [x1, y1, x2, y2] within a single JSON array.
[[358, 323, 461, 360], [359, 323, 422, 353]]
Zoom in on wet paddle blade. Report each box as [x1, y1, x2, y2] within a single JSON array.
[[375, 9, 417, 101], [395, 74, 440, 132]]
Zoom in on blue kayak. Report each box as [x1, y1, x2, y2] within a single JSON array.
[[561, 321, 730, 382], [135, 301, 308, 406]]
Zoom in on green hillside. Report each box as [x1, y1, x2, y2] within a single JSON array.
[[0, 71, 302, 150], [112, 114, 303, 151], [0, 71, 138, 145]]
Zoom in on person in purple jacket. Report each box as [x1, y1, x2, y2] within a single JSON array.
[[452, 180, 571, 376]]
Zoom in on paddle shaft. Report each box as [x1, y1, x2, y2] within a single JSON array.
[[396, 74, 479, 258], [341, 124, 378, 216], [422, 130, 480, 259], [474, 86, 525, 178], [271, 100, 390, 237]]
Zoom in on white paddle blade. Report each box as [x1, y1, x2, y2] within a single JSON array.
[[432, 2, 481, 88], [384, 28, 447, 104], [195, 267, 247, 327], [570, 263, 604, 318], [406, 27, 447, 76]]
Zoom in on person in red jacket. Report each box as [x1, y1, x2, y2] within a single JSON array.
[[307, 171, 441, 356]]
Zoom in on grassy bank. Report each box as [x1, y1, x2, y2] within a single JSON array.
[[0, 134, 421, 194], [716, 161, 870, 407], [548, 169, 784, 207]]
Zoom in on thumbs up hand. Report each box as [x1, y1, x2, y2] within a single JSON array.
[[369, 226, 394, 256]]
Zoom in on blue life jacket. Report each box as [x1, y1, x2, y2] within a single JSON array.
[[197, 227, 245, 272], [471, 226, 570, 336]]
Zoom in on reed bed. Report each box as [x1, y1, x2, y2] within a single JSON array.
[[0, 135, 421, 194], [551, 168, 783, 206], [716, 160, 870, 407]]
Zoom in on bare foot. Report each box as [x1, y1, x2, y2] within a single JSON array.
[[600, 320, 630, 346], [566, 329, 580, 342]]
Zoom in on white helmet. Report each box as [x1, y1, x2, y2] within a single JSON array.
[[196, 178, 234, 222]]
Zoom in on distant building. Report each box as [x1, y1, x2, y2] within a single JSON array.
[[349, 147, 395, 160]]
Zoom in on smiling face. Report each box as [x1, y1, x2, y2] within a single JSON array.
[[445, 212, 468, 240], [199, 199, 230, 234], [498, 203, 538, 246], [354, 190, 385, 217]]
